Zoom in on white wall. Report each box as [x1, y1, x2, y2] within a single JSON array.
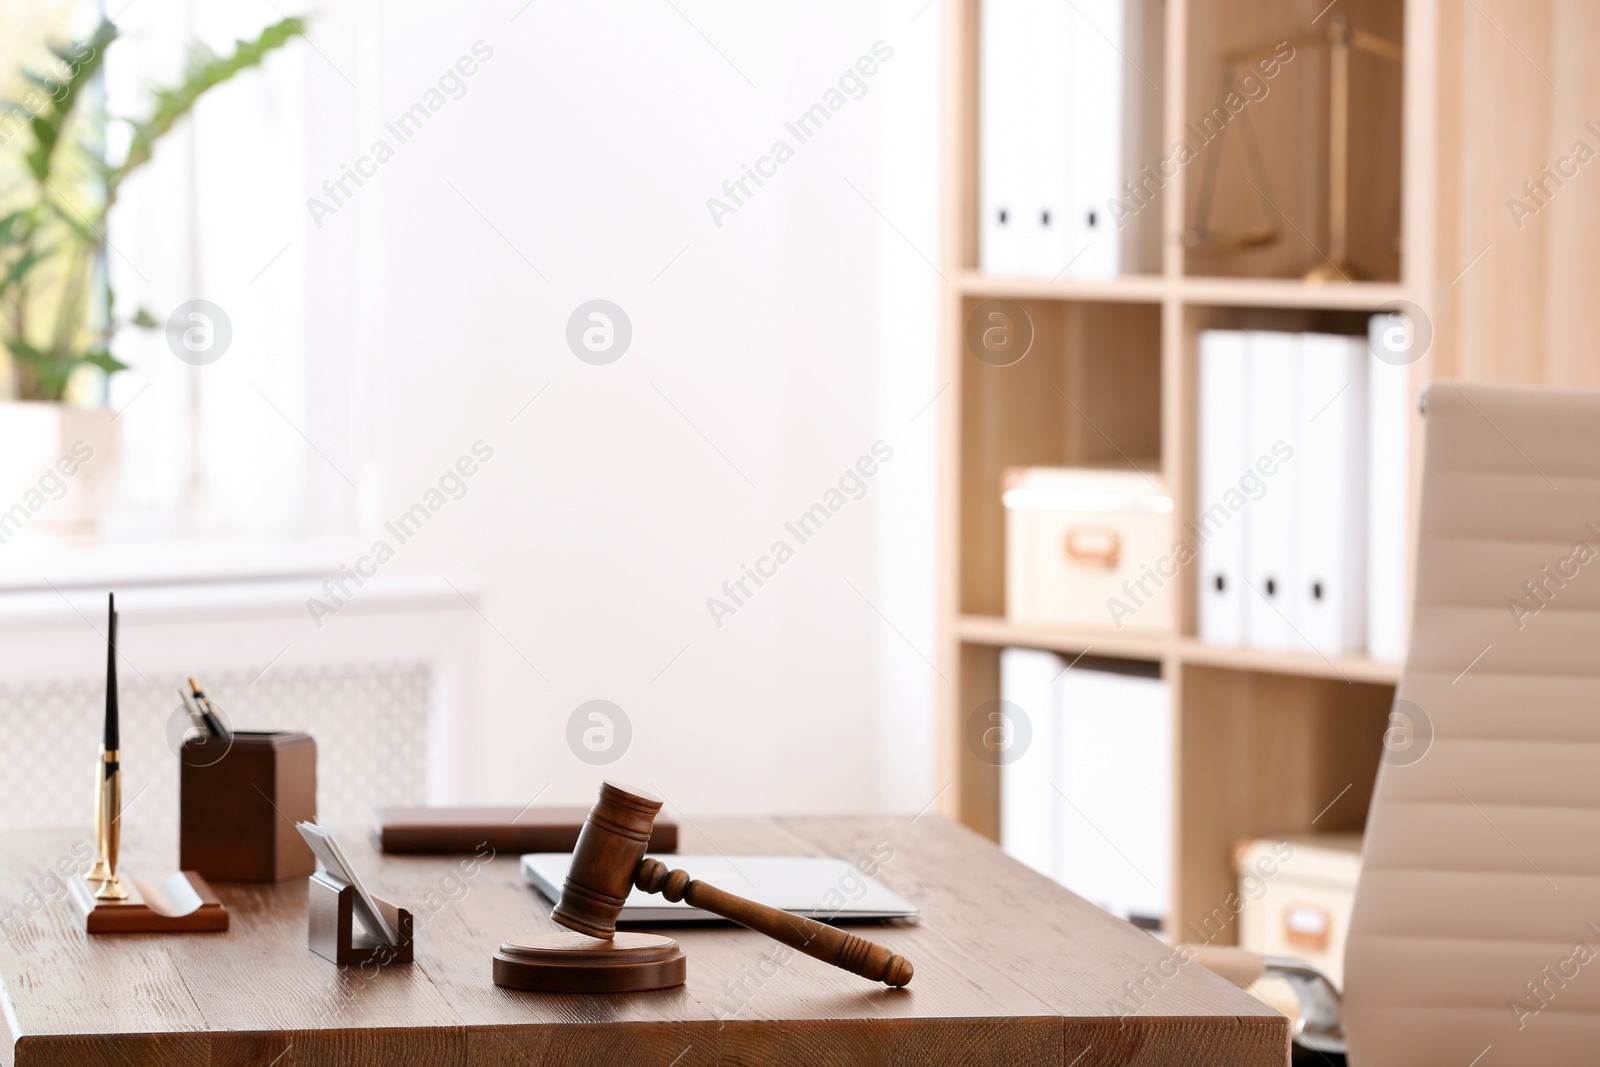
[[283, 1, 942, 815]]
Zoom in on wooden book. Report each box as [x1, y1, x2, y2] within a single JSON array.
[[373, 805, 678, 854]]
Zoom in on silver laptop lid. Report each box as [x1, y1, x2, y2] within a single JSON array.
[[522, 853, 919, 923]]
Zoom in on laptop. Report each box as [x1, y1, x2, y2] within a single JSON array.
[[521, 853, 919, 923]]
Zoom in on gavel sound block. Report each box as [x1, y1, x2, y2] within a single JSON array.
[[493, 781, 914, 994]]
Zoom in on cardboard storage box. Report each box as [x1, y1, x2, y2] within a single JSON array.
[[1236, 833, 1361, 988], [1004, 466, 1173, 631]]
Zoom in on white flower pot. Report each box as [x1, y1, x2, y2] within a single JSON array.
[[0, 402, 122, 542]]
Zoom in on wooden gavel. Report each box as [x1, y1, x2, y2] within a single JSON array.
[[552, 781, 913, 988]]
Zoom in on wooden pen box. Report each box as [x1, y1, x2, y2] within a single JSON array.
[[180, 731, 317, 882]]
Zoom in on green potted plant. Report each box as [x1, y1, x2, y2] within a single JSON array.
[[0, 15, 301, 538]]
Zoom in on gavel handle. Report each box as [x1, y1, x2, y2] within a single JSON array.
[[633, 859, 913, 987]]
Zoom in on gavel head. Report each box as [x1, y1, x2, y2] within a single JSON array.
[[551, 781, 663, 939]]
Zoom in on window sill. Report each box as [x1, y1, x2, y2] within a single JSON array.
[[0, 535, 360, 592]]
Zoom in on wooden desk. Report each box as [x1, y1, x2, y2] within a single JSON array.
[[0, 817, 1287, 1065]]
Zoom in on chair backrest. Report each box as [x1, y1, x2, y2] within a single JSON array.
[[1345, 381, 1600, 1065]]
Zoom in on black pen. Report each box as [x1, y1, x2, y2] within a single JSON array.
[[179, 688, 211, 742], [89, 593, 128, 899], [188, 675, 229, 739]]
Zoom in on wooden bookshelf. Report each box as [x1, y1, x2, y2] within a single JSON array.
[[935, 0, 1436, 943]]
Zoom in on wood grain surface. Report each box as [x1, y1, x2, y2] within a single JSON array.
[[0, 817, 1287, 1066]]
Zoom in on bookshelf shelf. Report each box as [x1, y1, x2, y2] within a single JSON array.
[[1175, 638, 1401, 686], [956, 614, 1166, 662], [958, 271, 1408, 310], [937, 0, 1435, 944], [957, 272, 1168, 304], [957, 614, 1400, 685], [1176, 276, 1409, 311]]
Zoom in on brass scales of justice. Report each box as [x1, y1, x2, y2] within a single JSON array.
[[1183, 13, 1403, 282]]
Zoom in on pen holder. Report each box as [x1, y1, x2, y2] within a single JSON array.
[[180, 731, 318, 882], [307, 871, 413, 967]]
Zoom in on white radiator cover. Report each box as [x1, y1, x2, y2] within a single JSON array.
[[0, 551, 483, 833], [0, 662, 432, 830]]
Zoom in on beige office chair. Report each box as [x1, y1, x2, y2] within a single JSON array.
[[1198, 380, 1600, 1064]]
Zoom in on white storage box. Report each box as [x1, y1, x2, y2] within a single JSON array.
[[1235, 833, 1361, 988], [1003, 466, 1173, 632]]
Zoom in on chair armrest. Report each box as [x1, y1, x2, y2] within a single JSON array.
[[1183, 945, 1266, 988], [1182, 946, 1346, 1056]]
